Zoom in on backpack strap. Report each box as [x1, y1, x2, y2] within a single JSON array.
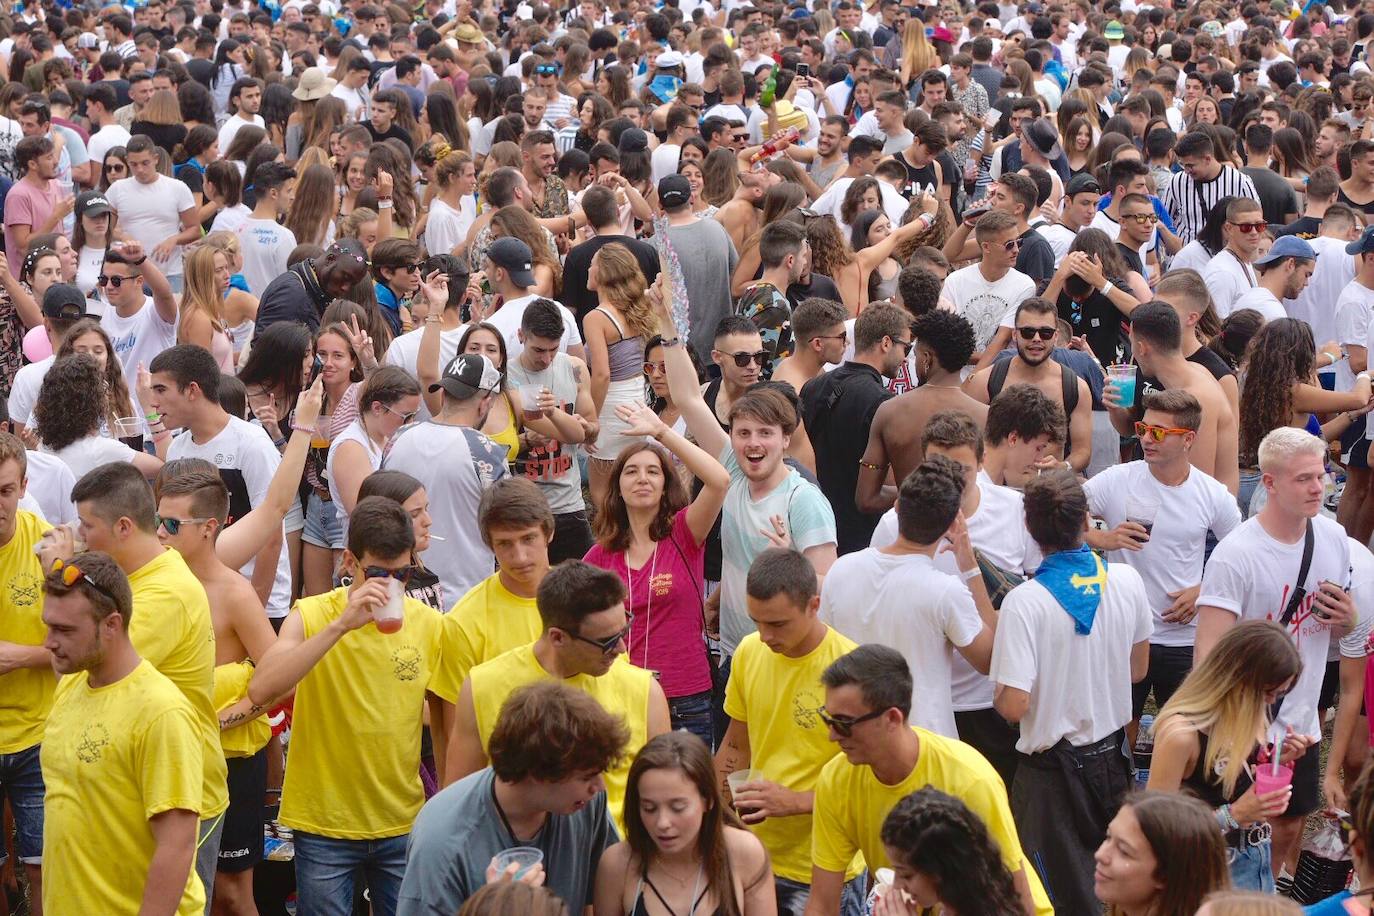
[[988, 358, 1012, 400], [1061, 362, 1079, 416]]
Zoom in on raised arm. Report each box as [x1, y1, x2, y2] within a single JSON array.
[[854, 194, 938, 273], [650, 273, 729, 458], [122, 240, 178, 325]]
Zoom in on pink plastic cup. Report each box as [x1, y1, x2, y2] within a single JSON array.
[[1253, 763, 1294, 797]]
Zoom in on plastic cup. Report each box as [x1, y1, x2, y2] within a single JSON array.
[[520, 384, 544, 421], [1107, 364, 1137, 407], [727, 769, 765, 822], [374, 577, 405, 635], [1124, 494, 1160, 542], [493, 846, 543, 879], [114, 416, 143, 438], [1254, 763, 1294, 797]]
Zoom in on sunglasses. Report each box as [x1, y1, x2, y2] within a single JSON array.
[[1227, 220, 1267, 233], [1017, 326, 1056, 341], [1123, 212, 1158, 225], [816, 705, 886, 737], [396, 262, 425, 273], [363, 565, 413, 583], [813, 331, 848, 343], [643, 360, 666, 375], [1134, 421, 1193, 442], [106, 163, 127, 172], [98, 274, 137, 288], [992, 237, 1021, 252], [890, 337, 913, 356], [157, 516, 212, 538], [49, 558, 122, 605], [385, 404, 418, 423], [720, 350, 768, 368], [567, 623, 631, 654]]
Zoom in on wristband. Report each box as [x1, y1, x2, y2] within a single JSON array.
[[959, 566, 980, 582], [290, 420, 317, 433], [377, 199, 394, 209], [660, 337, 682, 348], [131, 256, 147, 266], [1216, 804, 1240, 831], [1360, 372, 1371, 383], [1100, 279, 1113, 295]]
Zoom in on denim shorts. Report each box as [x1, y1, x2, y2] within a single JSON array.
[[1228, 832, 1275, 893], [668, 690, 714, 750], [0, 743, 44, 864], [302, 491, 344, 550]]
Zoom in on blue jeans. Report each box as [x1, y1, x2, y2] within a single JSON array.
[[669, 690, 715, 750], [774, 874, 866, 916], [1239, 470, 1262, 519], [1228, 837, 1275, 893], [293, 831, 408, 916], [0, 743, 44, 864]]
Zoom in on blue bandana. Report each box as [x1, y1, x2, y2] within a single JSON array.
[[648, 74, 681, 103], [1034, 545, 1107, 635]]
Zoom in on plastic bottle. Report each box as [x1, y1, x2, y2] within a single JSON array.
[[748, 127, 800, 170], [1134, 714, 1155, 787]]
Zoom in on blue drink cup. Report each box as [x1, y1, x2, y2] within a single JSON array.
[[1107, 364, 1137, 408]]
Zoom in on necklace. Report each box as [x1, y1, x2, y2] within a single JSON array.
[[626, 537, 659, 672]]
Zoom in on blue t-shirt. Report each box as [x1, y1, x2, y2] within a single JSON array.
[[1304, 890, 1353, 914]]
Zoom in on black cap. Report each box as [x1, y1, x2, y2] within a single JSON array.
[[1065, 173, 1101, 197], [428, 353, 502, 398], [75, 190, 112, 220], [659, 175, 692, 208], [619, 127, 649, 153], [42, 283, 87, 321], [486, 237, 537, 288]]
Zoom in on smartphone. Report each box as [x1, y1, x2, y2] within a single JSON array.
[[963, 205, 990, 224], [796, 62, 810, 78], [983, 108, 1002, 129], [1313, 580, 1350, 620], [308, 354, 324, 387]]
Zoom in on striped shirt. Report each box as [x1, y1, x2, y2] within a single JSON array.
[[1159, 164, 1259, 243]]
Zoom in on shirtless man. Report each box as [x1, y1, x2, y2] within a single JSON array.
[[714, 167, 779, 252], [1107, 300, 1240, 495], [856, 309, 986, 513], [964, 296, 1093, 473], [155, 468, 277, 916], [772, 297, 849, 395], [1152, 270, 1241, 419]]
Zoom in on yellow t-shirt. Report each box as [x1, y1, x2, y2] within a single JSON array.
[[128, 548, 229, 819], [213, 661, 271, 758], [723, 629, 859, 884], [0, 511, 52, 753], [436, 572, 541, 695], [470, 644, 651, 826], [813, 727, 1052, 916], [41, 660, 206, 916], [279, 586, 450, 839]]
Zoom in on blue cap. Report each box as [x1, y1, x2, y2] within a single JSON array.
[[1348, 225, 1374, 256], [1255, 234, 1317, 266]]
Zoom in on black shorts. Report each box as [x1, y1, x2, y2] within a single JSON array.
[[218, 749, 267, 873], [1131, 643, 1194, 720], [1319, 658, 1342, 713], [1341, 413, 1370, 468], [1284, 738, 1322, 818]]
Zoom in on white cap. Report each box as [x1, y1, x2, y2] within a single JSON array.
[[985, 17, 1003, 29], [656, 50, 684, 67]]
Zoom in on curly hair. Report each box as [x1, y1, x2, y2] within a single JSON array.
[[840, 176, 882, 227], [881, 787, 1025, 916], [806, 213, 856, 278], [911, 309, 976, 372], [1238, 317, 1315, 467], [34, 353, 108, 451], [591, 243, 657, 342], [57, 319, 136, 434], [487, 681, 629, 783], [892, 197, 953, 264], [490, 205, 562, 296]]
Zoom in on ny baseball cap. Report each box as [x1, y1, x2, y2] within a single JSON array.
[[429, 353, 501, 398]]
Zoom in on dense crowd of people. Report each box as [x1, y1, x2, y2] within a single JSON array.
[[11, 0, 1374, 912]]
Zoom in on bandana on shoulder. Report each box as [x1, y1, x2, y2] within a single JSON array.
[[1034, 545, 1107, 636]]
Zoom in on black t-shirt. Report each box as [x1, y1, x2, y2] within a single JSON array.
[[1016, 228, 1056, 287], [799, 362, 893, 555], [787, 273, 842, 311], [563, 234, 661, 325], [187, 59, 214, 89], [1338, 185, 1374, 217], [365, 121, 414, 149], [1056, 282, 1130, 368], [1116, 242, 1144, 275], [1274, 216, 1322, 239], [893, 154, 940, 199]]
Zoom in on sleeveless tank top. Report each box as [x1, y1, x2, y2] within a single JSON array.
[[1179, 728, 1252, 809], [595, 306, 645, 381]]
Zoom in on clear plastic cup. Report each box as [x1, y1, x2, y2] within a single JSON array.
[[374, 577, 405, 634], [1106, 364, 1137, 406], [1254, 763, 1294, 796], [520, 384, 544, 421], [727, 769, 764, 821], [493, 846, 543, 879], [114, 416, 143, 438], [1124, 494, 1160, 542]]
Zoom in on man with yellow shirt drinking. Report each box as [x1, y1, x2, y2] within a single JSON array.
[[155, 465, 279, 916], [40, 550, 206, 916], [249, 497, 457, 916], [0, 433, 53, 916], [803, 645, 1053, 916], [714, 547, 861, 916], [51, 461, 229, 912], [445, 559, 671, 824]]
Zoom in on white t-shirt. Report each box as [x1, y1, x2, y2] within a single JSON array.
[[211, 203, 252, 235], [1335, 277, 1374, 392], [941, 263, 1036, 351], [1084, 461, 1242, 647], [325, 418, 381, 531], [383, 323, 468, 421], [991, 562, 1153, 752], [1229, 285, 1288, 323], [43, 434, 138, 480], [7, 354, 54, 427], [651, 143, 682, 186], [812, 176, 909, 237], [1040, 223, 1076, 266], [423, 197, 476, 258], [236, 217, 297, 297], [330, 82, 368, 121], [104, 175, 195, 277], [167, 416, 293, 616], [76, 244, 104, 297], [820, 549, 983, 738], [217, 112, 265, 152], [873, 470, 1042, 711], [486, 294, 583, 359], [86, 123, 131, 164], [1204, 248, 1258, 318], [101, 296, 175, 415], [1290, 236, 1356, 350], [1169, 240, 1213, 274], [19, 447, 76, 524], [381, 420, 510, 609], [1199, 514, 1354, 739]]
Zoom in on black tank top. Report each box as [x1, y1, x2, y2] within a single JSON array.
[[1180, 728, 1252, 808]]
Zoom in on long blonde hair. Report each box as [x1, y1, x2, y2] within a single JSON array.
[[1154, 620, 1301, 798], [181, 245, 228, 334], [900, 20, 938, 87], [592, 243, 657, 342]]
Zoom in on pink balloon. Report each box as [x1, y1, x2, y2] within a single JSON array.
[[22, 325, 50, 363]]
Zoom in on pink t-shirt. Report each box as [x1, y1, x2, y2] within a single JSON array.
[[3, 178, 62, 275], [584, 508, 711, 698]]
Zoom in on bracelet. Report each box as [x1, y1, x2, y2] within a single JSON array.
[[272, 436, 287, 448], [959, 566, 980, 582], [660, 337, 682, 348], [858, 459, 883, 471], [1216, 804, 1240, 831], [151, 428, 170, 441], [290, 420, 316, 433], [377, 199, 394, 209], [1100, 279, 1113, 295], [131, 256, 146, 266], [425, 315, 442, 324]]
